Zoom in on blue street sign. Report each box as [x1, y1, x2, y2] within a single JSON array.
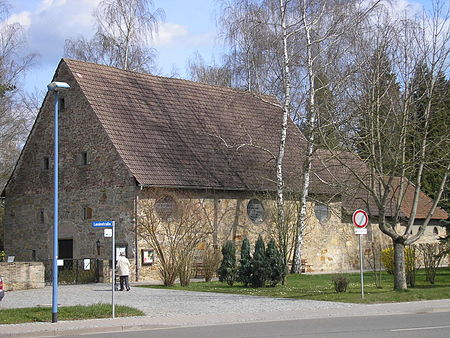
[[92, 221, 113, 228]]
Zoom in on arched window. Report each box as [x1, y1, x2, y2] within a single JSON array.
[[314, 203, 330, 223], [433, 227, 439, 236], [247, 199, 265, 224], [155, 196, 178, 221]]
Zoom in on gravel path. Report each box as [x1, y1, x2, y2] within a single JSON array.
[[0, 283, 357, 317]]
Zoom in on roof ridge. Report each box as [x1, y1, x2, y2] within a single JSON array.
[[62, 58, 278, 102]]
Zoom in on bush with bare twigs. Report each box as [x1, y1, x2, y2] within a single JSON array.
[[138, 193, 213, 286]]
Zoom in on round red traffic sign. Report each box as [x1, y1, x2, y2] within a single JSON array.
[[352, 209, 369, 228]]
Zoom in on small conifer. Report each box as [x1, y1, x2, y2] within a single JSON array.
[[251, 235, 267, 287], [217, 240, 237, 286], [266, 238, 285, 287], [237, 237, 252, 287]]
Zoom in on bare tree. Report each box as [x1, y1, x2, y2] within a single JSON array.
[[218, 0, 303, 275], [138, 193, 214, 286], [186, 52, 233, 87], [219, 0, 381, 274], [65, 0, 164, 73], [323, 1, 450, 290], [0, 1, 37, 190]]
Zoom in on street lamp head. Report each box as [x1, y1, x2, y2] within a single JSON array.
[[47, 81, 70, 92]]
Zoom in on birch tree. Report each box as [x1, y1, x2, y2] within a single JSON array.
[[218, 0, 380, 274], [65, 0, 164, 73], [218, 0, 295, 275]]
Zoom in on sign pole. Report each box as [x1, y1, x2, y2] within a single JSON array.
[[352, 209, 368, 300], [359, 234, 364, 299], [112, 220, 115, 319]]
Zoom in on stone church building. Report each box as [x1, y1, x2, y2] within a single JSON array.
[[2, 59, 447, 282]]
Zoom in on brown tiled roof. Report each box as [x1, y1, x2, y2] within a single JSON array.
[[62, 59, 307, 191], [390, 177, 448, 220], [310, 150, 447, 220]]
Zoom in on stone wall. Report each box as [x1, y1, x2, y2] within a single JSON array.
[[135, 190, 392, 282], [3, 62, 138, 263], [0, 262, 45, 291]]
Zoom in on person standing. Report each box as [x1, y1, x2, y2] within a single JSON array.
[[116, 252, 131, 291]]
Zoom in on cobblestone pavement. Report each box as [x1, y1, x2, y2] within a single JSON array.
[[0, 283, 356, 316]]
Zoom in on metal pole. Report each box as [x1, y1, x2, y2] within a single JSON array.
[[112, 220, 115, 318], [52, 91, 59, 323], [359, 234, 364, 299]]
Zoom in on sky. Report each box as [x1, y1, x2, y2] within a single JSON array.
[[8, 0, 223, 94], [5, 0, 433, 95]]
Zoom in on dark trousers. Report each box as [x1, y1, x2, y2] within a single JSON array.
[[119, 275, 130, 291]]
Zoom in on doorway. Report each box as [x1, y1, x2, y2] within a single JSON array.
[[58, 239, 73, 259]]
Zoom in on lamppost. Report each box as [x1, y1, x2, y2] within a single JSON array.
[[47, 81, 70, 323]]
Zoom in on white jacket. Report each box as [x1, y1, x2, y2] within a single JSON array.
[[116, 255, 130, 276]]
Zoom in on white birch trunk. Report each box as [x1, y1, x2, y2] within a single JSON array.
[[292, 2, 316, 274], [276, 0, 291, 274]]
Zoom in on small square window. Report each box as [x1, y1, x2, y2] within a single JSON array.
[[83, 207, 93, 220], [59, 97, 65, 111], [43, 157, 50, 170], [81, 152, 89, 165]]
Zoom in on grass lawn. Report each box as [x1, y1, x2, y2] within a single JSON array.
[[141, 268, 450, 304], [0, 303, 144, 324]]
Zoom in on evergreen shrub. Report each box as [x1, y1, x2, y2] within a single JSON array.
[[237, 237, 252, 287], [217, 240, 237, 286], [251, 235, 268, 287], [265, 238, 285, 287]]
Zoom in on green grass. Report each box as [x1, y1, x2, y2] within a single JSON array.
[[0, 303, 144, 324], [141, 268, 450, 304]]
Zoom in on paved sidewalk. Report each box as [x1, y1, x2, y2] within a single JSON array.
[[0, 284, 449, 337]]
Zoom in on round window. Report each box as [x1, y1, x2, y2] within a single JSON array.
[[314, 203, 330, 223], [155, 196, 178, 221], [247, 199, 265, 224]]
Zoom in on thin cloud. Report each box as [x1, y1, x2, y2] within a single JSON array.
[[154, 21, 215, 49], [154, 22, 189, 46], [4, 11, 31, 28]]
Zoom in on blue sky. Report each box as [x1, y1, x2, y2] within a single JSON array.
[[6, 0, 431, 95], [8, 0, 223, 94]]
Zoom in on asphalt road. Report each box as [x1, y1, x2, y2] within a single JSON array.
[[1, 284, 450, 337], [63, 312, 450, 338]]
